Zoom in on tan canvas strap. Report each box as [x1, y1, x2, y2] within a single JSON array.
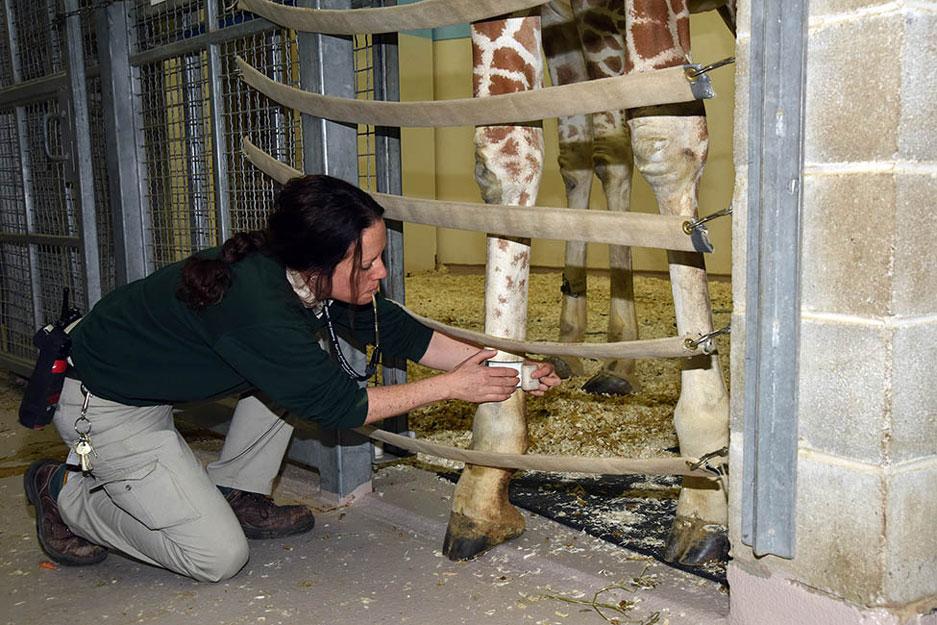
[[393, 300, 700, 359], [356, 426, 718, 479], [236, 57, 713, 128], [241, 138, 712, 254], [238, 0, 548, 35]]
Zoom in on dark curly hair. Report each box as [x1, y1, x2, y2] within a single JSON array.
[[176, 175, 385, 310]]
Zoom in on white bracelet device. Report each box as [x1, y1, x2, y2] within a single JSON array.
[[486, 360, 541, 391]]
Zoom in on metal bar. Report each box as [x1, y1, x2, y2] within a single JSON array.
[[740, 0, 809, 559], [289, 0, 370, 500], [371, 6, 410, 455], [269, 30, 289, 163], [180, 19, 211, 251], [96, 2, 148, 283], [0, 231, 81, 246], [0, 73, 68, 108], [205, 0, 231, 243], [63, 0, 101, 307], [128, 18, 276, 68]]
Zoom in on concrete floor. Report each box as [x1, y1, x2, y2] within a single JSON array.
[[0, 383, 728, 625]]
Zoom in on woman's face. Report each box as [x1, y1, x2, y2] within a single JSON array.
[[330, 220, 388, 305]]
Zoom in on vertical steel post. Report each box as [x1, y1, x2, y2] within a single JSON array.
[[62, 0, 101, 307], [96, 1, 148, 283], [181, 12, 210, 252], [372, 6, 411, 456], [293, 0, 371, 501], [206, 0, 232, 243], [741, 0, 809, 559]]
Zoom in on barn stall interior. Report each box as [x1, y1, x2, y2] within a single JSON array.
[[0, 1, 934, 625]]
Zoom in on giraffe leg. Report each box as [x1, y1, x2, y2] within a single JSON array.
[[582, 117, 639, 396], [629, 113, 729, 566], [573, 0, 639, 396], [542, 1, 593, 379], [444, 16, 544, 561]]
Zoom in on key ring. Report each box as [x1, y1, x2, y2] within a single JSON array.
[[73, 384, 92, 436]]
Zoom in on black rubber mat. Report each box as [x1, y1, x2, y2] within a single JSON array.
[[440, 471, 727, 585]]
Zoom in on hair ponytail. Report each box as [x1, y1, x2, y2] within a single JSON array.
[[176, 231, 267, 310]]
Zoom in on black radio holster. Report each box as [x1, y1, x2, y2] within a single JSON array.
[[18, 288, 82, 430]]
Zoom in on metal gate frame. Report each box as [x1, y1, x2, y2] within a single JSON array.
[[0, 0, 100, 376], [0, 0, 407, 501]]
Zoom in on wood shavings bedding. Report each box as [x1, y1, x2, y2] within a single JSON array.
[[400, 269, 731, 469]]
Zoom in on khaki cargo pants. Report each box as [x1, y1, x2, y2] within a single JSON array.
[[52, 378, 294, 582]]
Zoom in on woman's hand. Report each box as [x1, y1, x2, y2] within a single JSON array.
[[524, 360, 562, 397], [442, 349, 519, 403]]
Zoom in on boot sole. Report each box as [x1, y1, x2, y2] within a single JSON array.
[[24, 460, 108, 567], [242, 515, 316, 540]]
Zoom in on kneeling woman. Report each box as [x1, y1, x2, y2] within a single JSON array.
[[25, 175, 560, 582]]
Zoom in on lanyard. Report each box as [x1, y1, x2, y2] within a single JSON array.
[[322, 295, 381, 382]]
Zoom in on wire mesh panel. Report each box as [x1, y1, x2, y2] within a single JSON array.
[[354, 32, 377, 192], [0, 16, 14, 88], [0, 111, 25, 233], [10, 0, 64, 81], [220, 28, 301, 233], [23, 99, 76, 237], [133, 0, 204, 55], [0, 242, 35, 361], [137, 53, 217, 268]]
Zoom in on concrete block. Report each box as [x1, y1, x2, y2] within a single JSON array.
[[731, 163, 748, 309], [883, 458, 937, 605], [804, 14, 903, 164], [730, 565, 937, 625], [808, 0, 894, 16], [899, 11, 937, 161], [800, 173, 896, 317], [793, 452, 885, 600], [729, 311, 746, 432], [798, 319, 890, 463], [890, 322, 937, 464], [732, 37, 750, 165], [893, 174, 937, 317]]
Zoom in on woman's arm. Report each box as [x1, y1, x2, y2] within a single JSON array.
[[364, 347, 518, 424], [417, 331, 484, 371]]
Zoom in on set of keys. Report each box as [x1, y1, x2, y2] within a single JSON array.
[[73, 385, 97, 474]]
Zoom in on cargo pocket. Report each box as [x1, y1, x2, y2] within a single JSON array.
[[102, 460, 200, 530]]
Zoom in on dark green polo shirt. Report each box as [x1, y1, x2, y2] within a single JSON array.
[[70, 249, 433, 429]]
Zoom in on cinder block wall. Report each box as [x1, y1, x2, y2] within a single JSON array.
[[729, 1, 937, 622]]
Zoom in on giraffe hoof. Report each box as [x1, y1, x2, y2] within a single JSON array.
[[663, 515, 729, 566], [547, 357, 582, 380], [442, 511, 524, 561], [582, 372, 634, 396]]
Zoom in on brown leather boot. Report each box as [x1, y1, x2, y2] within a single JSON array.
[[223, 488, 316, 540], [24, 459, 108, 566]]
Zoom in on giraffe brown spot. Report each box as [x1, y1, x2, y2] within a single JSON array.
[[505, 160, 523, 180], [483, 126, 515, 143], [555, 64, 578, 85], [498, 239, 509, 251], [630, 22, 680, 67], [513, 251, 529, 265], [514, 18, 540, 55], [631, 0, 660, 20], [518, 191, 530, 205], [472, 21, 506, 40], [506, 276, 515, 288], [492, 47, 527, 75], [672, 0, 688, 14], [501, 137, 519, 157], [489, 74, 527, 95], [604, 55, 623, 75]]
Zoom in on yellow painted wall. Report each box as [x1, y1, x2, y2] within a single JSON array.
[[397, 12, 736, 276]]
